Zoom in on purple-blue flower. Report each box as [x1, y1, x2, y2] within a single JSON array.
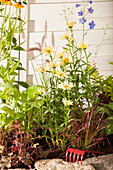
[[79, 17, 87, 24], [89, 20, 95, 29], [75, 4, 80, 7], [78, 11, 83, 16], [88, 7, 94, 13], [88, 0, 92, 4]]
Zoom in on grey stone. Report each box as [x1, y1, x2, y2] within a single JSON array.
[[84, 154, 113, 170], [35, 158, 95, 170]]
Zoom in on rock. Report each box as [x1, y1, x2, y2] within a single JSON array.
[[84, 154, 113, 170], [35, 154, 113, 170], [0, 156, 11, 169], [35, 158, 95, 170], [9, 169, 27, 170]]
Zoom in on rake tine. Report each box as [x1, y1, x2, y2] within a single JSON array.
[[66, 151, 68, 162], [73, 152, 76, 163], [69, 151, 72, 162], [81, 155, 83, 165], [76, 154, 80, 164]]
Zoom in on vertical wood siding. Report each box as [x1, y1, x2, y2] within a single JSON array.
[[27, 0, 113, 84]]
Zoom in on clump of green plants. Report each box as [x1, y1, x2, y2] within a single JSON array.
[[28, 0, 111, 151], [0, 0, 112, 168]]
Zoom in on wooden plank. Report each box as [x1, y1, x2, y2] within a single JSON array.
[[29, 2, 113, 21], [28, 29, 113, 47], [28, 1, 113, 78], [28, 17, 113, 32], [29, 0, 113, 4]]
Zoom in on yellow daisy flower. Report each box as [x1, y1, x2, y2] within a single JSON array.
[[77, 42, 89, 49], [41, 46, 55, 55], [49, 61, 59, 68], [59, 33, 69, 40], [67, 21, 76, 28], [35, 66, 49, 72], [58, 81, 73, 90], [39, 89, 43, 94], [63, 51, 70, 64], [62, 98, 73, 106], [69, 37, 74, 42], [56, 71, 67, 78], [55, 51, 63, 58]]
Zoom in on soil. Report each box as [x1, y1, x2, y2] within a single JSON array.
[[1, 133, 113, 169]]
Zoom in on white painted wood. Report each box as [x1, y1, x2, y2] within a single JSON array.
[[28, 17, 113, 32], [29, 2, 113, 20], [27, 0, 113, 81], [29, 29, 113, 47], [29, 0, 113, 4]]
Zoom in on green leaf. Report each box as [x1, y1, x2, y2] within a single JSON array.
[[106, 116, 113, 135], [11, 17, 24, 22], [33, 118, 42, 128], [9, 60, 20, 75], [27, 86, 38, 99], [9, 76, 15, 84], [109, 62, 113, 65], [107, 103, 113, 110], [28, 99, 41, 108], [1, 106, 15, 118], [12, 37, 17, 45], [14, 81, 30, 88], [0, 8, 4, 12], [22, 1, 27, 5], [13, 46, 25, 51], [10, 71, 18, 76], [16, 66, 26, 71]]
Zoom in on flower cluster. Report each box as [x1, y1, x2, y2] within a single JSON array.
[[75, 0, 95, 29], [0, 0, 24, 8]]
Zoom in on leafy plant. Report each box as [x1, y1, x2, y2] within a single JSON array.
[[0, 0, 28, 129], [27, 0, 110, 151]]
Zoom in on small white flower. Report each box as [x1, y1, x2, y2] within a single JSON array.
[[35, 65, 49, 72], [49, 61, 59, 68], [56, 71, 68, 78], [62, 51, 70, 63], [62, 98, 73, 106], [58, 81, 73, 90]]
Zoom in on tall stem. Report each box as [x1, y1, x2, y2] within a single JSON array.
[[83, 0, 86, 42]]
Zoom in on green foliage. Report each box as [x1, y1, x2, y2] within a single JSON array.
[[0, 1, 29, 131], [100, 76, 113, 102], [0, 0, 111, 155], [29, 4, 109, 150]]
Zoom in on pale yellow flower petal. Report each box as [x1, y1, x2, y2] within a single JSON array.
[[55, 51, 63, 58], [59, 33, 69, 40], [78, 42, 89, 49], [49, 61, 59, 68], [35, 65, 49, 72], [58, 81, 73, 90], [67, 21, 76, 28], [62, 98, 73, 106], [41, 46, 55, 55]]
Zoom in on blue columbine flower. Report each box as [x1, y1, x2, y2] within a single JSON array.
[[79, 17, 87, 24], [75, 4, 80, 7], [89, 20, 95, 29], [88, 0, 92, 4], [78, 11, 83, 16], [88, 7, 94, 13]]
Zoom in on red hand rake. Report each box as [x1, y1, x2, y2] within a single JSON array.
[[66, 148, 105, 165]]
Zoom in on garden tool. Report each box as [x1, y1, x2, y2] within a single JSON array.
[[66, 148, 105, 165]]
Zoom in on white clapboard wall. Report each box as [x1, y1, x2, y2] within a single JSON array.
[[27, 0, 113, 85]]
